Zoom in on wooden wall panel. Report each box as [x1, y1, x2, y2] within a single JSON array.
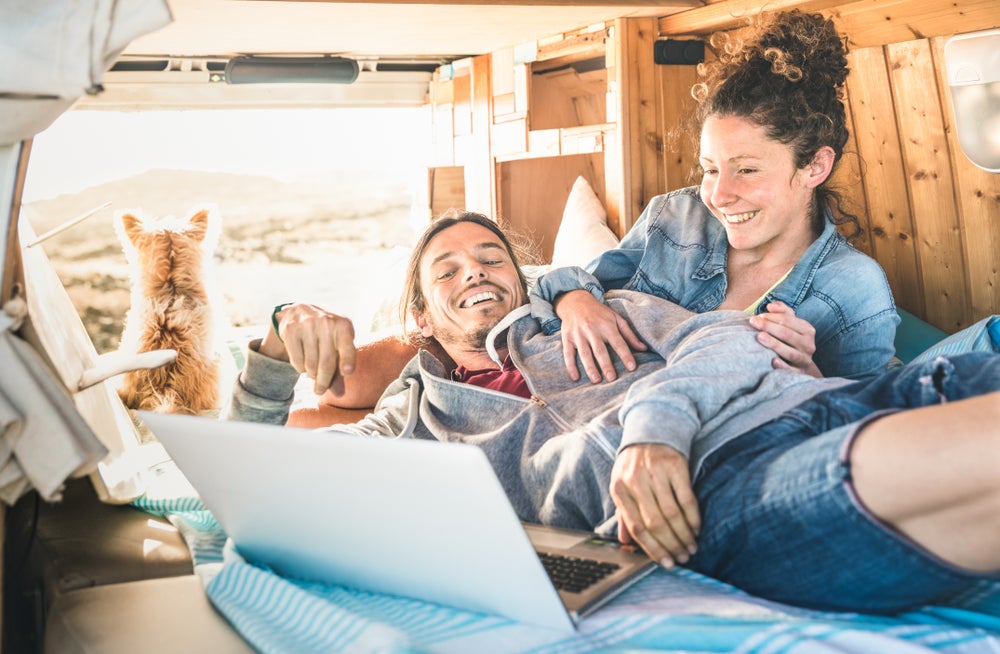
[[615, 18, 661, 231], [931, 36, 1000, 322], [844, 46, 924, 315], [831, 84, 874, 258], [887, 38, 972, 331], [496, 153, 605, 262], [465, 55, 495, 217], [657, 64, 700, 193], [659, 0, 1000, 48]]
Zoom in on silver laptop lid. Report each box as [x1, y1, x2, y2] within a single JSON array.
[[140, 411, 575, 631]]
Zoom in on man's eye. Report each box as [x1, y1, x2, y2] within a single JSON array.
[[437, 270, 456, 280], [484, 259, 503, 266], [738, 168, 757, 175]]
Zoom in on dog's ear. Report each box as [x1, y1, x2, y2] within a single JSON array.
[[186, 206, 221, 251], [116, 211, 144, 246]]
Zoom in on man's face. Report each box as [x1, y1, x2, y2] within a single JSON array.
[[415, 221, 527, 353]]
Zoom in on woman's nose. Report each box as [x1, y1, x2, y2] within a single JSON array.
[[710, 172, 737, 207]]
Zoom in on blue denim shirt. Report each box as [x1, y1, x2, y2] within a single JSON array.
[[532, 186, 900, 380]]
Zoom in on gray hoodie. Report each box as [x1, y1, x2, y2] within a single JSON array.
[[224, 290, 850, 535]]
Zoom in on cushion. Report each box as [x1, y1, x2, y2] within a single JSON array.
[[910, 314, 1000, 363], [894, 308, 949, 364], [550, 176, 620, 268]]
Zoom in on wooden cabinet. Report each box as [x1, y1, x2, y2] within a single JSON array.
[[425, 17, 703, 262]]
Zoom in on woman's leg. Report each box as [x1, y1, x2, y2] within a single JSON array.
[[850, 390, 1000, 571]]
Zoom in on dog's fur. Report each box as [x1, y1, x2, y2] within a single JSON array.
[[115, 207, 222, 414]]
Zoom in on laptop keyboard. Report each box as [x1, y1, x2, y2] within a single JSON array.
[[537, 552, 620, 593]]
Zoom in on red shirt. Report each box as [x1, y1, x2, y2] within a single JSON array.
[[451, 355, 531, 398]]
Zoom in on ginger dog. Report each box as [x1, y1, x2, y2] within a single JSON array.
[[115, 207, 222, 414]]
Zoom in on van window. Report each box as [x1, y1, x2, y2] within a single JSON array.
[[21, 106, 432, 353]]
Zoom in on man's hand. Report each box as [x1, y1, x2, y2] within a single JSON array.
[[749, 301, 822, 377], [261, 303, 358, 395], [554, 290, 647, 383], [610, 443, 700, 568]]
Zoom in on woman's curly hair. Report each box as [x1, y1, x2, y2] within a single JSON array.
[[685, 10, 860, 238]]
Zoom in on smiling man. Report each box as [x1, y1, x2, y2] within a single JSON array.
[[224, 210, 1000, 615]]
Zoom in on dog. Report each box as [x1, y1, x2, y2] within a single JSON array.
[[115, 206, 222, 414]]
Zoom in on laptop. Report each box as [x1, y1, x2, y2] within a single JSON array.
[[139, 411, 657, 632]]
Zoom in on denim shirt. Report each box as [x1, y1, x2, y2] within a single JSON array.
[[532, 186, 900, 380]]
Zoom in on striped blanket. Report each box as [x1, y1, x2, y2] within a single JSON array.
[[135, 493, 1000, 654]]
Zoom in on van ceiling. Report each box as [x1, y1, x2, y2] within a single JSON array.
[[123, 0, 695, 60], [88, 0, 701, 110]]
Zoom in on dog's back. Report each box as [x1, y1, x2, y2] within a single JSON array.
[[116, 207, 222, 414]]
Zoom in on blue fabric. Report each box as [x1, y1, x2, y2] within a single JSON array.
[[911, 315, 1000, 363], [531, 186, 900, 380], [135, 488, 1000, 654], [895, 308, 949, 363]]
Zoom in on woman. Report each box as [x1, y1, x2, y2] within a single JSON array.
[[531, 9, 899, 384]]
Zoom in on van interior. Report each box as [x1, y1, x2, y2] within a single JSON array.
[[2, 1, 999, 652]]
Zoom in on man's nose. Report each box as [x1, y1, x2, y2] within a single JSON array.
[[463, 263, 486, 282]]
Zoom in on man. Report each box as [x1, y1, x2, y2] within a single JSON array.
[[226, 211, 1000, 613]]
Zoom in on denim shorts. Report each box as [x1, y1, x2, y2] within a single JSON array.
[[688, 352, 1000, 613]]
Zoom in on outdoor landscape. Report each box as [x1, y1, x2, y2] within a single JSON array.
[[22, 168, 420, 354]]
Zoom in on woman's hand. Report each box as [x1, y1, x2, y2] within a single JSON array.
[[554, 290, 647, 383], [263, 303, 358, 395], [611, 443, 700, 568], [749, 301, 822, 377]]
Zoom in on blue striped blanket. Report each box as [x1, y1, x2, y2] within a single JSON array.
[[135, 493, 1000, 654]]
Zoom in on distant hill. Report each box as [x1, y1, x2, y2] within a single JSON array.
[[25, 168, 415, 253]]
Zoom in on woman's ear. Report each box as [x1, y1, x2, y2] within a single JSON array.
[[804, 146, 836, 188]]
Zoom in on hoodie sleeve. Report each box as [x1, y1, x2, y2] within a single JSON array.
[[616, 310, 777, 459], [221, 338, 301, 425]]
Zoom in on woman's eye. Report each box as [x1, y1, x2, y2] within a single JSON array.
[[738, 168, 756, 175], [700, 167, 718, 176]]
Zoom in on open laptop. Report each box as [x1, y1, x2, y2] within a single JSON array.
[[139, 411, 657, 632]]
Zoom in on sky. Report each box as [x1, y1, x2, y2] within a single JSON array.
[[23, 106, 433, 202]]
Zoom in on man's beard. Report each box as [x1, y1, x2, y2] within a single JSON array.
[[425, 315, 498, 353]]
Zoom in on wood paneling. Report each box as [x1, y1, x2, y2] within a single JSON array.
[[656, 63, 700, 193], [888, 38, 971, 331], [831, 84, 874, 258], [614, 18, 661, 231], [931, 36, 1000, 322], [658, 0, 1000, 47], [844, 46, 923, 315]]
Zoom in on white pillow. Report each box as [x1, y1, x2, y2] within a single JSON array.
[[550, 176, 620, 268]]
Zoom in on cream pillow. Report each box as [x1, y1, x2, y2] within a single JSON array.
[[550, 176, 620, 267]]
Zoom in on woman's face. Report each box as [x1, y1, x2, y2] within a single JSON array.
[[699, 115, 820, 258]]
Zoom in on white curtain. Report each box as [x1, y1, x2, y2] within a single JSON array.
[[0, 0, 172, 145]]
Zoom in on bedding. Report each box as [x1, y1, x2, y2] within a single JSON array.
[[139, 311, 1000, 653], [137, 492, 1000, 654]]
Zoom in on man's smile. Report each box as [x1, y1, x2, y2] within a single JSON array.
[[461, 290, 500, 308]]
